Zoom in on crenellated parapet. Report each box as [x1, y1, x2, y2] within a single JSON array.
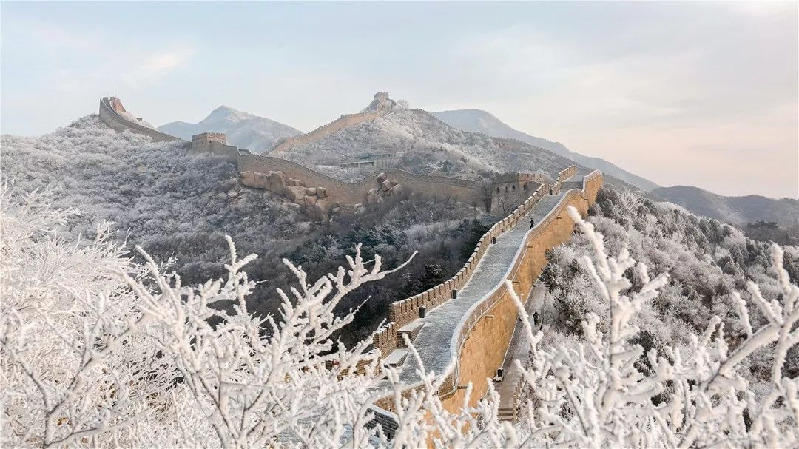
[[440, 172, 602, 408], [238, 152, 490, 218], [373, 182, 551, 357], [489, 172, 547, 215], [370, 169, 603, 424]]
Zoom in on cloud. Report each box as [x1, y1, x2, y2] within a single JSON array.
[[5, 14, 195, 90], [730, 2, 798, 19], [444, 9, 796, 197], [122, 46, 195, 87], [141, 52, 186, 73]]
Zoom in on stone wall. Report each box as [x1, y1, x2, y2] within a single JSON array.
[[271, 110, 386, 154], [238, 154, 372, 206], [372, 182, 552, 357], [367, 406, 399, 439], [438, 171, 603, 411], [549, 165, 578, 195], [98, 97, 181, 142], [372, 171, 603, 416], [490, 181, 543, 215], [239, 153, 486, 215]]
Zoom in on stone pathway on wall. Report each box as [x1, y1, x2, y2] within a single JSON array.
[[496, 283, 545, 420], [395, 192, 568, 386]]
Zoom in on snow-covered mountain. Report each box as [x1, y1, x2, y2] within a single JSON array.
[[1, 112, 490, 342], [651, 185, 799, 228], [159, 106, 301, 153], [431, 109, 659, 191], [273, 95, 577, 181]]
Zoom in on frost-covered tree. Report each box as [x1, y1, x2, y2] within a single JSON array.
[[1, 189, 416, 448], [1, 187, 163, 447], [4, 188, 797, 448]]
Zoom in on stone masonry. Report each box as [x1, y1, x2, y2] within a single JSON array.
[[372, 169, 603, 418]]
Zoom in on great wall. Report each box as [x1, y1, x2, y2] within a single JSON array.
[[99, 97, 181, 142], [99, 96, 547, 218], [271, 92, 397, 154], [97, 96, 604, 430], [368, 167, 601, 429]]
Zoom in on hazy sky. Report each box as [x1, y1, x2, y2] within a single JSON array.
[[2, 2, 797, 198]]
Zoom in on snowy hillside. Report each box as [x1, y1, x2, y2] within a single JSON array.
[[3, 114, 797, 449], [432, 109, 660, 191], [651, 185, 799, 229], [1, 114, 492, 340], [276, 102, 576, 181], [537, 187, 799, 391], [159, 106, 301, 153], [5, 173, 798, 448]]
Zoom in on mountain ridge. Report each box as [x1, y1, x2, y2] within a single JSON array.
[[270, 96, 579, 183], [651, 185, 799, 228], [159, 106, 301, 153], [431, 109, 659, 191]]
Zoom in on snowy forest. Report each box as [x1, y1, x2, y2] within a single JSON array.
[[2, 116, 798, 447], [3, 180, 798, 447], [1, 117, 493, 344]]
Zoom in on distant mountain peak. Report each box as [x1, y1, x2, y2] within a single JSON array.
[[202, 105, 256, 124], [431, 108, 659, 192], [651, 185, 799, 228], [159, 106, 301, 153]]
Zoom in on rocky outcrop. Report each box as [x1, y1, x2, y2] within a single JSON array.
[[366, 172, 403, 204], [241, 170, 332, 219]]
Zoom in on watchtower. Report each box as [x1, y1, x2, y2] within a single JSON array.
[[191, 132, 238, 160]]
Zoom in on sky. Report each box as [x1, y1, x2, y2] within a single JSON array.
[[2, 2, 797, 198]]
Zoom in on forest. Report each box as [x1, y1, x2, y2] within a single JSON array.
[[2, 116, 797, 448]]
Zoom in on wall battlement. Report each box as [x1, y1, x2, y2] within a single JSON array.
[[373, 167, 588, 359]]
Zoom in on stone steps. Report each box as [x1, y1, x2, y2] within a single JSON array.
[[397, 319, 425, 348], [382, 348, 409, 367], [498, 407, 517, 421]]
